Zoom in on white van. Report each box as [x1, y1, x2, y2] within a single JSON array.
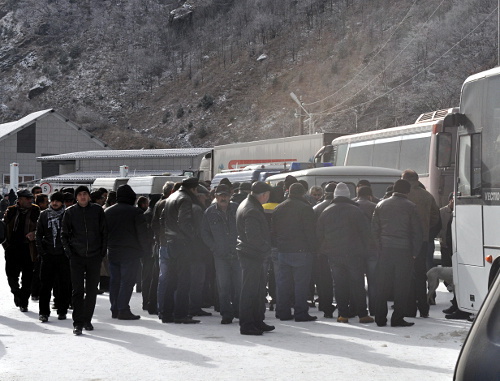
[[127, 175, 187, 195], [266, 166, 402, 199], [91, 177, 129, 192]]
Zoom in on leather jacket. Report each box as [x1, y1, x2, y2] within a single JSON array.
[[61, 202, 107, 258], [371, 192, 423, 257], [161, 186, 198, 242], [236, 194, 271, 260]]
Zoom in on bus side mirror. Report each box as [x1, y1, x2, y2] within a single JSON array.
[[436, 132, 452, 168]]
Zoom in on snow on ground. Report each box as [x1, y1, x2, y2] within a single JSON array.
[[0, 249, 469, 381]]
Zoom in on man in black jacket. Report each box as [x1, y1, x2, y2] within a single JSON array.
[[2, 189, 40, 312], [202, 184, 241, 324], [236, 181, 274, 335], [61, 185, 107, 335], [317, 182, 374, 324], [159, 177, 201, 324], [272, 183, 317, 322], [36, 192, 70, 322], [105, 184, 149, 320], [372, 179, 423, 327]]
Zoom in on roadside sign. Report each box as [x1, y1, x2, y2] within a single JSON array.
[[40, 182, 52, 194]]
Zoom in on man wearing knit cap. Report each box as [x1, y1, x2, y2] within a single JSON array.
[[317, 182, 374, 324], [236, 181, 274, 335], [105, 184, 149, 320], [272, 183, 317, 322], [159, 177, 201, 324], [36, 192, 71, 322], [61, 185, 107, 335], [372, 179, 423, 327]]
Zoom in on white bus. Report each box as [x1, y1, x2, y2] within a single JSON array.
[[331, 108, 458, 206], [437, 66, 500, 314]]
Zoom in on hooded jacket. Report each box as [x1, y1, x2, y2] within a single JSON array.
[[104, 184, 149, 262], [36, 205, 65, 256]]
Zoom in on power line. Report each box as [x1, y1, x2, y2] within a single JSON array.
[[316, 6, 498, 117], [315, 0, 448, 116], [303, 0, 419, 107]]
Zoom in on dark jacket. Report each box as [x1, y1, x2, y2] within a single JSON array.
[[313, 197, 332, 218], [2, 203, 40, 260], [356, 197, 376, 222], [104, 185, 149, 262], [272, 195, 317, 254], [61, 202, 107, 258], [371, 192, 423, 257], [317, 197, 370, 260], [192, 202, 209, 257], [201, 202, 238, 259], [152, 198, 167, 246], [35, 206, 65, 256], [161, 186, 198, 242], [236, 194, 271, 260]]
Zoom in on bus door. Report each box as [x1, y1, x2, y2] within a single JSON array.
[[454, 133, 485, 313]]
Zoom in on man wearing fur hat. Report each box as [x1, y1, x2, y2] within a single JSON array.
[[317, 182, 374, 324], [2, 189, 40, 312], [61, 185, 107, 335]]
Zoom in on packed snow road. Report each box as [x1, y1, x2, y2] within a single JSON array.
[[0, 249, 469, 381]]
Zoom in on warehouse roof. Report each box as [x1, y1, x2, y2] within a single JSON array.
[[0, 108, 108, 147], [41, 170, 183, 182], [38, 148, 211, 161]]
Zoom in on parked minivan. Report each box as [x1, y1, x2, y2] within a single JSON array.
[[265, 166, 402, 199], [126, 175, 187, 195]]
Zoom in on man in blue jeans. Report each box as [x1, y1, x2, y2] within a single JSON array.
[[160, 178, 201, 324], [272, 183, 317, 322], [202, 184, 241, 324], [105, 184, 148, 320]]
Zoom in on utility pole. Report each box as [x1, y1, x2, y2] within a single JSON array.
[[290, 92, 313, 135]]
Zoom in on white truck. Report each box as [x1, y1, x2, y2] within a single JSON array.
[[200, 133, 342, 181]]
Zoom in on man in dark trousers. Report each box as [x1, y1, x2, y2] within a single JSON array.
[[372, 179, 423, 327], [201, 184, 241, 324], [2, 189, 40, 312], [236, 181, 274, 335], [401, 169, 440, 318], [36, 192, 71, 322], [160, 177, 201, 324], [105, 184, 149, 320], [61, 185, 107, 335], [272, 183, 317, 322], [317, 182, 374, 324]]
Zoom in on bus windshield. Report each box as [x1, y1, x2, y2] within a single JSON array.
[[481, 75, 500, 188]]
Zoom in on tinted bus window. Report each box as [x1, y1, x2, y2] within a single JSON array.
[[346, 143, 374, 166], [373, 140, 401, 169], [399, 136, 431, 174], [481, 76, 500, 188]]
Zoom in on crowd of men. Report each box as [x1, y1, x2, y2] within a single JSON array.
[[1, 167, 462, 336]]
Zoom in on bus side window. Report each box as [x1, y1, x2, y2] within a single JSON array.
[[458, 135, 471, 196], [458, 134, 481, 197], [471, 134, 481, 195]]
